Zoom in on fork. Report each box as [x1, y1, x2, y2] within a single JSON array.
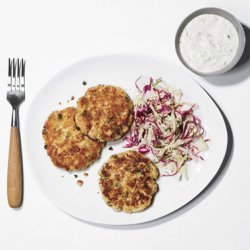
[[7, 58, 25, 208]]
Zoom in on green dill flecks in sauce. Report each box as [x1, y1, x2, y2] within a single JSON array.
[[82, 81, 87, 86], [74, 174, 78, 178]]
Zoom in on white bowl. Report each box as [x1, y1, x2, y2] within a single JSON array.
[[175, 7, 246, 76]]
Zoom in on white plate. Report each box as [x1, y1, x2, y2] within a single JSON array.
[[25, 54, 227, 225]]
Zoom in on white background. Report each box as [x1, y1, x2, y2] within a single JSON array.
[[0, 0, 249, 250]]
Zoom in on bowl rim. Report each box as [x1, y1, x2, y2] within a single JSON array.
[[175, 7, 246, 76]]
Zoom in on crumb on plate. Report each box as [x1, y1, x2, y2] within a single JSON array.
[[77, 180, 84, 186]]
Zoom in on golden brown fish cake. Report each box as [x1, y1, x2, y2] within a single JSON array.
[[99, 151, 159, 213], [75, 85, 134, 142], [42, 107, 104, 171]]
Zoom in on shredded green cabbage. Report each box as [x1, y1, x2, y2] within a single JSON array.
[[124, 77, 209, 179]]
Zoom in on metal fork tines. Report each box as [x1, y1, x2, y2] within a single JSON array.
[[7, 58, 26, 208], [7, 58, 25, 126]]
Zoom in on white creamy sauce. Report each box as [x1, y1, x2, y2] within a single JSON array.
[[179, 14, 239, 73]]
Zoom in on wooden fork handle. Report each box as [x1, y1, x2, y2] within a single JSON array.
[[7, 127, 23, 208]]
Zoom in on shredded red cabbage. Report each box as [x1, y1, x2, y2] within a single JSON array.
[[124, 77, 209, 179]]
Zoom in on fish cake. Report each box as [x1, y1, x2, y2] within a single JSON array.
[[75, 85, 134, 142], [42, 107, 104, 171], [99, 151, 159, 213]]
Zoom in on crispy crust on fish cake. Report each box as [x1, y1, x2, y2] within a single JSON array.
[[75, 85, 134, 142], [99, 151, 159, 213], [42, 107, 104, 171]]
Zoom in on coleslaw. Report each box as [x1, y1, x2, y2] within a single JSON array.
[[124, 77, 209, 180]]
